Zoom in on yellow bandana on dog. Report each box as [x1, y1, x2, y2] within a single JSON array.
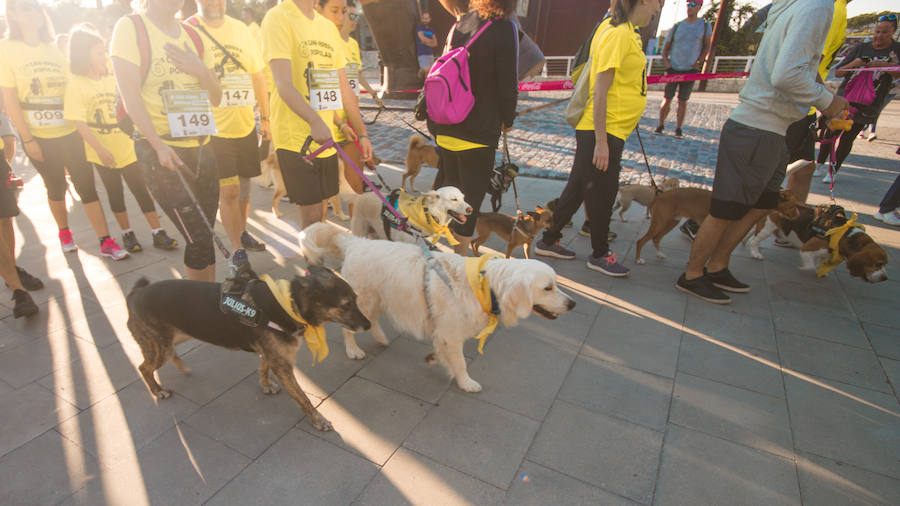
[[396, 190, 459, 245], [817, 213, 863, 278], [260, 275, 329, 364], [466, 254, 502, 354]]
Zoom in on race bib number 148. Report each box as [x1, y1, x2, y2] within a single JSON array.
[[308, 68, 342, 111], [162, 90, 217, 138]]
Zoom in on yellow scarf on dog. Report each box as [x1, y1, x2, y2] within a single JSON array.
[[466, 254, 502, 354], [260, 275, 329, 364], [817, 213, 862, 278], [396, 190, 459, 245]]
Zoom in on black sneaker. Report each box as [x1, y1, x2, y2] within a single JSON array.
[[654, 126, 664, 134], [674, 128, 684, 138], [241, 230, 266, 252], [679, 219, 699, 241], [122, 230, 142, 253], [230, 248, 251, 273], [14, 266, 43, 291], [12, 289, 38, 318], [705, 268, 750, 293], [152, 230, 179, 250], [534, 240, 576, 260], [676, 273, 731, 304], [579, 221, 591, 237]]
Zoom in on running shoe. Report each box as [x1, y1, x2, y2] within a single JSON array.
[[59, 229, 77, 253], [587, 251, 629, 277], [230, 248, 251, 273], [100, 237, 130, 260], [654, 126, 664, 134], [12, 289, 38, 318], [674, 128, 684, 138], [705, 267, 750, 293], [241, 230, 266, 252], [10, 266, 43, 291], [534, 240, 576, 259], [152, 230, 179, 250], [122, 231, 142, 253], [676, 273, 731, 304]]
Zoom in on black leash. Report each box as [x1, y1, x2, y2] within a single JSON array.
[[634, 127, 660, 193]]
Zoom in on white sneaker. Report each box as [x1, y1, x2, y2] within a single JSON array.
[[883, 210, 900, 227], [812, 163, 825, 177], [874, 211, 886, 223], [867, 132, 877, 142], [822, 172, 833, 184]]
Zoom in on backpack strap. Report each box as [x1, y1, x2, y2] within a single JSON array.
[[185, 16, 244, 72], [464, 19, 493, 50], [181, 22, 205, 59], [128, 14, 152, 85]]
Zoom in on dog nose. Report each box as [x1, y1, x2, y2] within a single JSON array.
[[359, 316, 372, 331], [465, 207, 473, 214]]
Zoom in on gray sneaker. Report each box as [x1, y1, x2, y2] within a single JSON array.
[[534, 240, 575, 259], [587, 251, 629, 277]]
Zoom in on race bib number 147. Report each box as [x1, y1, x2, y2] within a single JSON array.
[[162, 90, 217, 138]]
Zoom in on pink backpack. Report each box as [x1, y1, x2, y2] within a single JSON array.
[[425, 20, 493, 125]]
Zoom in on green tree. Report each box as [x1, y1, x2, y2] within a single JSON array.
[[701, 0, 763, 56]]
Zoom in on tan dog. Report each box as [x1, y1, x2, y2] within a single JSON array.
[[402, 133, 440, 192], [634, 188, 799, 264], [613, 177, 680, 221], [471, 206, 553, 259]]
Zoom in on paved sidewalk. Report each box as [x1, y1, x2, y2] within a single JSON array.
[[0, 93, 898, 505]]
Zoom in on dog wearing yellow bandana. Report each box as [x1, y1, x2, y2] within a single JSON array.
[[349, 186, 473, 245], [125, 266, 370, 432], [300, 222, 577, 393]]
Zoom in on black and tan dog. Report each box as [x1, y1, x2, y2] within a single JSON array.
[[126, 266, 370, 431]]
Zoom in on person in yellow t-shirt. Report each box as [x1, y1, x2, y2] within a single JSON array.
[[262, 0, 372, 228], [243, 7, 262, 39], [65, 26, 179, 255], [535, 0, 660, 278], [1, 0, 128, 258], [187, 0, 270, 270], [110, 0, 223, 281]]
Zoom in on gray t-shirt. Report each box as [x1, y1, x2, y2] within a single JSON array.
[[668, 19, 709, 71]]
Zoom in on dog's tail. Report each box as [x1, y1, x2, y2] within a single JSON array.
[[612, 190, 622, 211], [408, 133, 426, 151], [299, 222, 353, 265]]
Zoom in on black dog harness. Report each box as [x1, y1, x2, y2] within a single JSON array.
[[218, 270, 305, 336]]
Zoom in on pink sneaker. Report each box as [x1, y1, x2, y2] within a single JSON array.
[[100, 237, 130, 261], [59, 229, 77, 253]]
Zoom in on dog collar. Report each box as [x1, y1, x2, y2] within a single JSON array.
[[260, 274, 329, 364], [396, 190, 459, 245]]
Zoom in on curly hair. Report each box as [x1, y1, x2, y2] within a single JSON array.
[[470, 0, 518, 19]]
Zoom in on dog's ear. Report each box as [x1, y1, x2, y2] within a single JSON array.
[[535, 205, 545, 213], [846, 245, 887, 281], [526, 211, 539, 220], [498, 275, 534, 325]]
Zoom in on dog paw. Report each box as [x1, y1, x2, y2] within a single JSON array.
[[424, 352, 438, 365], [345, 345, 366, 360], [154, 388, 173, 399], [372, 333, 390, 346], [308, 413, 333, 432], [261, 383, 281, 395], [751, 251, 764, 260], [636, 258, 646, 265], [457, 377, 482, 393], [273, 209, 283, 218], [656, 251, 667, 259]]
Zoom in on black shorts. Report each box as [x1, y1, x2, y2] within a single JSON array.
[[275, 149, 339, 206], [664, 69, 697, 101], [0, 157, 19, 218], [785, 113, 817, 163], [710, 119, 787, 221], [437, 146, 495, 237], [210, 131, 262, 181]]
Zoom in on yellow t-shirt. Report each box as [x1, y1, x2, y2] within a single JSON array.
[[435, 135, 488, 151], [576, 20, 647, 141], [64, 73, 137, 168], [819, 0, 847, 80], [335, 35, 364, 140], [246, 21, 261, 41], [0, 39, 75, 139], [262, 2, 345, 156], [109, 14, 217, 148], [188, 15, 264, 139]]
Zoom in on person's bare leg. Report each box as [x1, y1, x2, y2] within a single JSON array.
[[676, 100, 689, 130], [707, 208, 767, 273], [83, 200, 111, 238], [185, 264, 215, 282], [685, 216, 731, 280], [218, 183, 242, 249], [143, 211, 162, 229], [48, 199, 69, 230], [2, 215, 15, 258], [240, 198, 250, 226], [0, 218, 23, 291], [113, 211, 131, 231], [658, 97, 672, 128], [786, 160, 815, 203], [300, 203, 324, 229]]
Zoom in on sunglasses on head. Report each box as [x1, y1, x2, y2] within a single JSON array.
[[687, 2, 702, 7], [878, 14, 897, 22], [348, 12, 359, 21]]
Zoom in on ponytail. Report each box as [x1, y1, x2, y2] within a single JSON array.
[[610, 0, 638, 27]]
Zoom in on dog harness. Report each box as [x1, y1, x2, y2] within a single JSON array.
[[466, 254, 502, 354], [817, 213, 864, 278], [260, 275, 329, 364], [810, 204, 848, 240], [382, 189, 459, 245]]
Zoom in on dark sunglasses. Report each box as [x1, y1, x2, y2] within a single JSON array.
[[687, 2, 702, 7], [348, 13, 359, 21], [878, 14, 897, 22]]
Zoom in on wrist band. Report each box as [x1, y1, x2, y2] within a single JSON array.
[[22, 138, 35, 144], [358, 135, 368, 139]]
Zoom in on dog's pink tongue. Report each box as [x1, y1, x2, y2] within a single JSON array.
[[458, 215, 467, 223]]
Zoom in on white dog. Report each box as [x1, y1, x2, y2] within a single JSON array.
[[349, 186, 472, 244], [300, 223, 576, 392]]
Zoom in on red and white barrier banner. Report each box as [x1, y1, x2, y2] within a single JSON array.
[[848, 66, 900, 73], [516, 71, 751, 92]]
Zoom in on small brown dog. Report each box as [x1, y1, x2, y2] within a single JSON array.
[[471, 206, 553, 258], [402, 133, 440, 192], [634, 188, 799, 264], [613, 177, 680, 221]]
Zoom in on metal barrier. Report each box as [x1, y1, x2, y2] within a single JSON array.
[[543, 54, 755, 79]]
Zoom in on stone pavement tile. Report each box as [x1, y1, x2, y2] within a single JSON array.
[[66, 302, 132, 348], [513, 308, 596, 352], [619, 262, 688, 293], [772, 301, 868, 348], [56, 380, 200, 468], [0, 382, 78, 458], [654, 425, 801, 506], [683, 299, 776, 352], [670, 373, 793, 458], [677, 334, 784, 398], [796, 451, 900, 506], [299, 377, 430, 466], [764, 263, 845, 305], [207, 428, 377, 505], [157, 342, 259, 405], [768, 279, 855, 313], [865, 322, 900, 360], [880, 357, 900, 394], [0, 430, 99, 505], [505, 460, 640, 506], [605, 276, 688, 322], [777, 331, 891, 394], [183, 374, 304, 459], [404, 391, 539, 490], [357, 447, 505, 506], [558, 355, 672, 431], [0, 320, 31, 352], [0, 289, 103, 340], [850, 294, 900, 330], [527, 400, 662, 504], [63, 423, 250, 506], [582, 307, 682, 379], [0, 378, 11, 396], [465, 332, 577, 420], [36, 342, 140, 410], [0, 327, 81, 388], [837, 275, 900, 305], [784, 374, 900, 477], [357, 337, 453, 404]]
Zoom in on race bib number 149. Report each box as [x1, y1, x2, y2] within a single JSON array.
[[162, 90, 217, 138], [308, 69, 342, 111]]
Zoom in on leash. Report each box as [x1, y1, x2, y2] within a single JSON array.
[[343, 124, 394, 191], [172, 165, 231, 260], [634, 126, 660, 193], [502, 133, 526, 236], [363, 107, 383, 125]]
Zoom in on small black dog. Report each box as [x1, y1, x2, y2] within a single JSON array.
[[126, 265, 370, 431]]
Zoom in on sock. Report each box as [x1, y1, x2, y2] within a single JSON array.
[[122, 228, 133, 235], [152, 227, 163, 234], [100, 235, 110, 246], [60, 227, 69, 232]]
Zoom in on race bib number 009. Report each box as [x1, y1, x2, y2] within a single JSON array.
[[25, 97, 66, 128], [308, 68, 342, 111], [346, 63, 360, 97], [162, 90, 217, 138], [221, 73, 256, 107]]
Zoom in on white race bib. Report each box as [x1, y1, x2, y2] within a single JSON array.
[[162, 89, 217, 138], [308, 68, 342, 111], [346, 63, 360, 97], [26, 97, 66, 128], [221, 73, 255, 107]]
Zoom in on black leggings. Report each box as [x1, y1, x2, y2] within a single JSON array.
[[30, 132, 98, 203], [541, 130, 624, 258], [135, 139, 219, 270], [816, 121, 867, 173], [94, 162, 156, 214], [437, 146, 495, 237]]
